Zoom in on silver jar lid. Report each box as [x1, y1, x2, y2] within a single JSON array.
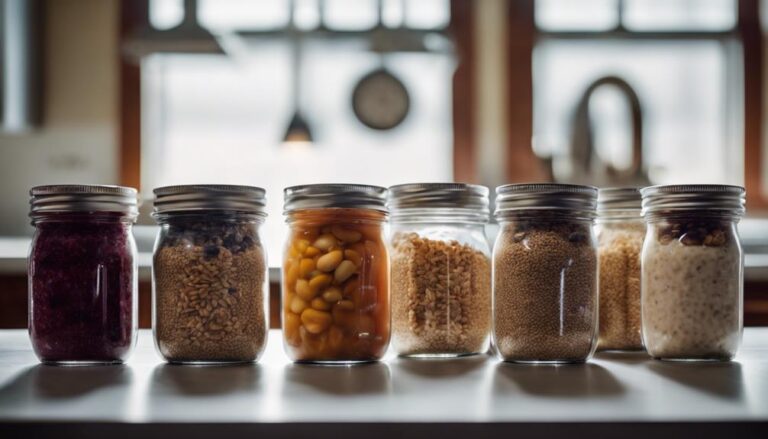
[[388, 183, 489, 214], [598, 187, 641, 211], [284, 184, 388, 213], [641, 184, 745, 216], [30, 185, 138, 218], [153, 184, 267, 216], [495, 183, 598, 218]]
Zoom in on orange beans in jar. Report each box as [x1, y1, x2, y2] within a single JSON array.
[[282, 185, 390, 363]]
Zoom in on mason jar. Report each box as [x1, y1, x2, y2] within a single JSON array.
[[152, 185, 269, 364], [641, 184, 745, 361], [388, 183, 491, 357], [492, 183, 599, 364], [28, 185, 138, 365], [596, 188, 645, 351], [282, 184, 390, 363]]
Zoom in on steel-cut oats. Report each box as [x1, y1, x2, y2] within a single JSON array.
[[597, 221, 644, 351]]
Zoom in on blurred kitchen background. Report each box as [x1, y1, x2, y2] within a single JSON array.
[[1, 0, 768, 328]]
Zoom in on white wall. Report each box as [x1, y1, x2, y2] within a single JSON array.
[[0, 0, 119, 236]]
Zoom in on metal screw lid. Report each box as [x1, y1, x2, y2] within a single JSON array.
[[641, 184, 745, 217], [598, 187, 642, 211], [283, 184, 388, 213], [495, 183, 598, 218], [29, 184, 138, 218], [387, 183, 490, 219], [153, 184, 267, 216]]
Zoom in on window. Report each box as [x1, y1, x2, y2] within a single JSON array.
[[536, 0, 619, 31], [536, 0, 737, 32], [142, 0, 453, 261], [623, 0, 736, 31], [532, 0, 743, 186]]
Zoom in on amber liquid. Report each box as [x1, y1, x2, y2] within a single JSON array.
[[282, 208, 390, 362]]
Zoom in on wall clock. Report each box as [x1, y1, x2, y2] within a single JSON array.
[[351, 68, 410, 131]]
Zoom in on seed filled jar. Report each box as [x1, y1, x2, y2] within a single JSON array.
[[152, 185, 269, 364], [282, 184, 390, 363], [641, 185, 745, 361], [596, 188, 644, 351], [388, 183, 491, 357], [492, 183, 599, 364], [28, 185, 138, 365]]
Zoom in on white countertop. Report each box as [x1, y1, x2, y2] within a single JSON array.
[[0, 329, 766, 437]]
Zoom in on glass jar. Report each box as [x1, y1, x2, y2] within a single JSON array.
[[28, 185, 138, 364], [640, 185, 745, 361], [596, 188, 644, 351], [388, 183, 491, 357], [282, 184, 390, 363], [492, 184, 599, 364], [152, 185, 269, 364]]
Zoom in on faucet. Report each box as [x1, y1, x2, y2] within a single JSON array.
[[555, 75, 650, 187]]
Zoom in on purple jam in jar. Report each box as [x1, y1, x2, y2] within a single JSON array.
[[28, 185, 138, 364]]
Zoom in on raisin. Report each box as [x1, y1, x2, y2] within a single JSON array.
[[203, 244, 220, 259]]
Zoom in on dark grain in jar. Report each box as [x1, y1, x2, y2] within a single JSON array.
[[493, 219, 597, 362]]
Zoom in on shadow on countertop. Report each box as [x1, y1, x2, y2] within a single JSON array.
[[0, 364, 133, 415], [149, 362, 263, 397], [493, 362, 626, 398], [390, 354, 489, 379], [645, 360, 745, 400], [593, 350, 651, 365], [283, 362, 391, 396]]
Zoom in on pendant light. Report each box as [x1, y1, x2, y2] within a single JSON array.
[[283, 111, 313, 143], [282, 0, 314, 146]]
